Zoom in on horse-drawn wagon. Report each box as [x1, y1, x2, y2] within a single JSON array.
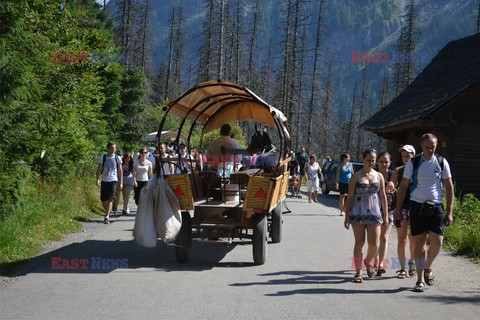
[[156, 80, 292, 265]]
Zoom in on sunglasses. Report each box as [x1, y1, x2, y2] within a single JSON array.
[[140, 152, 147, 154]]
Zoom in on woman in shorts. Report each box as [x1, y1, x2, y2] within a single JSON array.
[[336, 153, 354, 216]]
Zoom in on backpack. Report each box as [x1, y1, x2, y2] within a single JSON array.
[[386, 169, 396, 211], [410, 153, 445, 194], [412, 153, 444, 174], [102, 154, 121, 176]]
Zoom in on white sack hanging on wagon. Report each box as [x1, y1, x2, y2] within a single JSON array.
[[153, 177, 182, 243], [133, 175, 158, 248]]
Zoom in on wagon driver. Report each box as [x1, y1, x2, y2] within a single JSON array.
[[207, 123, 242, 168]]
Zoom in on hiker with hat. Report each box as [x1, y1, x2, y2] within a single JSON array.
[[394, 134, 454, 292], [390, 144, 417, 279]]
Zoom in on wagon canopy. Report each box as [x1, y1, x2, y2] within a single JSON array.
[[164, 80, 290, 139]]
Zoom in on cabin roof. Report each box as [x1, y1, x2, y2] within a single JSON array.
[[362, 33, 480, 131]]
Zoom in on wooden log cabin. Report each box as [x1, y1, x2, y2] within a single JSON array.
[[362, 33, 480, 197]]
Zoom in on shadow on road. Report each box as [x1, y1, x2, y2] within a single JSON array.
[[264, 286, 409, 296], [1, 238, 239, 277], [230, 269, 411, 295], [406, 291, 480, 304], [315, 193, 341, 210]]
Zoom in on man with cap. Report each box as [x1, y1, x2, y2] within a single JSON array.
[[394, 134, 454, 292]]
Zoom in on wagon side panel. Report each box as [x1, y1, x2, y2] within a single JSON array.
[[165, 174, 195, 210]]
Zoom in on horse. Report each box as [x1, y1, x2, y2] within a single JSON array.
[[247, 126, 280, 173]]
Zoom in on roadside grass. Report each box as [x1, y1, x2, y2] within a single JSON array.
[[443, 194, 480, 262], [0, 171, 102, 272]]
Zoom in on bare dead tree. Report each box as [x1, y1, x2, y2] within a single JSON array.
[[357, 66, 369, 160], [235, 0, 241, 83], [164, 6, 176, 100], [280, 0, 293, 114], [394, 0, 420, 95], [294, 28, 307, 151], [306, 0, 327, 149], [286, 0, 303, 132], [380, 72, 390, 109], [346, 80, 359, 155], [321, 62, 333, 156], [197, 0, 216, 83], [218, 0, 225, 79], [223, 0, 234, 82], [259, 38, 274, 102], [116, 0, 136, 68], [172, 5, 185, 97], [247, 0, 260, 87], [477, 2, 480, 33], [133, 0, 152, 73]]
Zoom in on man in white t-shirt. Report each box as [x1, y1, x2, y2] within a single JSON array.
[[157, 143, 174, 175], [394, 133, 454, 292], [96, 141, 123, 224]]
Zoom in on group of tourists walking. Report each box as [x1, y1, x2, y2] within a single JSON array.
[[288, 147, 322, 203], [342, 133, 454, 293], [289, 133, 454, 293], [96, 141, 199, 224], [97, 132, 454, 293]]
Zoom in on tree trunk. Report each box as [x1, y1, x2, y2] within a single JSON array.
[[306, 0, 326, 149], [164, 6, 175, 100], [294, 29, 307, 151], [247, 0, 260, 86], [218, 0, 225, 79], [347, 81, 358, 154], [280, 0, 292, 114]]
